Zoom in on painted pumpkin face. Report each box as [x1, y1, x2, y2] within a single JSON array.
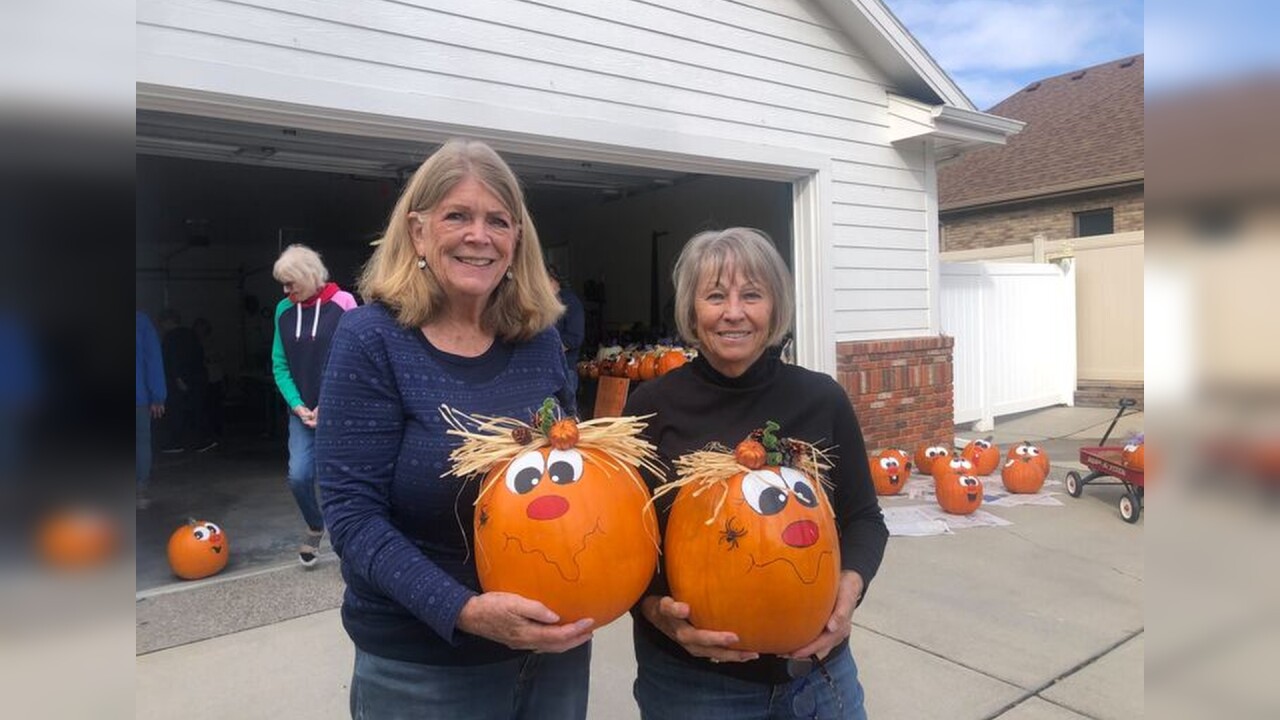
[[1122, 443, 1145, 472], [915, 445, 951, 475], [932, 456, 974, 483], [937, 474, 983, 515], [475, 446, 658, 625], [961, 439, 1001, 475], [1007, 442, 1050, 477], [1002, 455, 1047, 494], [869, 451, 909, 496], [167, 520, 229, 580], [664, 466, 840, 654]]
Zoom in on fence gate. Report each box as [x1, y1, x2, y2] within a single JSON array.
[[940, 261, 1077, 431]]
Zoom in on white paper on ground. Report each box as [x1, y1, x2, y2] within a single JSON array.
[[883, 506, 953, 536]]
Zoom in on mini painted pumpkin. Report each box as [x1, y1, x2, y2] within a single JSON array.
[[665, 465, 839, 654], [167, 519, 229, 580], [961, 439, 1001, 476], [1122, 443, 1145, 472], [882, 447, 911, 472], [1001, 455, 1047, 494], [37, 507, 118, 570], [914, 444, 951, 476], [656, 349, 687, 376], [932, 456, 974, 484], [475, 445, 658, 626], [937, 474, 983, 515], [869, 450, 909, 496], [1007, 441, 1050, 477]]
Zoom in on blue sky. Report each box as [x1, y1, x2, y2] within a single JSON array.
[[881, 0, 1144, 109]]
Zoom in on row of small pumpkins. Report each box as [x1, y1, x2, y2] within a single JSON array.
[[38, 511, 228, 581], [577, 348, 690, 382], [868, 440, 1052, 516]]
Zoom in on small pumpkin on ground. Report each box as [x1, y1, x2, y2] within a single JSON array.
[[1007, 441, 1050, 477], [1001, 454, 1047, 494], [937, 474, 983, 515], [869, 448, 910, 496], [37, 507, 119, 571], [168, 519, 229, 580], [961, 439, 1001, 476], [914, 444, 951, 476]]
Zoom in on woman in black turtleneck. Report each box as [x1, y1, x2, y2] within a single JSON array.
[[624, 228, 887, 720]]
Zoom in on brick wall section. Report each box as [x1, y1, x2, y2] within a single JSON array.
[[941, 186, 1144, 252], [836, 336, 954, 455]]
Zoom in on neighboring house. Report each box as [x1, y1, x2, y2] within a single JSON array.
[[136, 0, 1021, 451], [937, 55, 1145, 408]]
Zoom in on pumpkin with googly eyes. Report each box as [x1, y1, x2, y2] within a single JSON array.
[[661, 431, 840, 654], [937, 474, 983, 515], [961, 439, 1001, 476], [914, 444, 951, 476], [932, 455, 974, 484], [1001, 453, 1047, 494], [869, 449, 910, 495], [1122, 443, 1144, 472], [447, 407, 661, 628], [167, 519, 229, 580], [1006, 441, 1050, 477]]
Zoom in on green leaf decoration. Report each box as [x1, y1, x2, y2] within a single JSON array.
[[536, 397, 557, 436]]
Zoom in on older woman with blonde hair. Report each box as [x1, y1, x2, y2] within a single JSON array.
[[316, 139, 583, 719], [270, 243, 357, 567], [624, 227, 887, 720]]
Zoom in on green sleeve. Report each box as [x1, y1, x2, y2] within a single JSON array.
[[272, 299, 304, 409]]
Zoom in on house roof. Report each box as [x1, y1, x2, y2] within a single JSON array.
[[938, 55, 1144, 211]]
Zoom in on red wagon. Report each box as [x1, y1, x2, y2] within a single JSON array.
[[1064, 398, 1145, 523]]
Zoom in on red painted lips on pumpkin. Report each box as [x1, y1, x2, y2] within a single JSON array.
[[734, 468, 831, 583]]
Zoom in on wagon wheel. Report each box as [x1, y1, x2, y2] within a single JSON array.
[[1065, 471, 1083, 498], [1119, 492, 1141, 523]]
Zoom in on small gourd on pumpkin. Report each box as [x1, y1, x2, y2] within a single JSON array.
[[936, 474, 983, 515], [1006, 441, 1050, 477], [1001, 454, 1047, 494], [167, 519, 229, 580], [914, 444, 951, 476], [961, 439, 1001, 476], [868, 449, 909, 496]]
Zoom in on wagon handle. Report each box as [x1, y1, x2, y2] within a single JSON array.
[[1100, 398, 1137, 446]]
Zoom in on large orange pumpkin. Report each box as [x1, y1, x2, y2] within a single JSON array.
[[1122, 443, 1145, 472], [1007, 441, 1050, 477], [914, 444, 951, 475], [167, 519, 229, 580], [1001, 455, 1047, 494], [932, 456, 974, 484], [869, 449, 909, 496], [37, 507, 119, 570], [656, 350, 688, 376], [937, 474, 983, 515], [665, 465, 839, 654], [475, 443, 658, 626], [961, 439, 1001, 476]]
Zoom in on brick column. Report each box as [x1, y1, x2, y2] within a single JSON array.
[[835, 336, 954, 453]]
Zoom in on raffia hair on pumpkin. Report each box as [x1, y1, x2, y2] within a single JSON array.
[[439, 399, 665, 502], [650, 421, 835, 525]]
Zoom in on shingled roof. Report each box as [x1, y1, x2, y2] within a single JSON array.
[[938, 55, 1144, 211]]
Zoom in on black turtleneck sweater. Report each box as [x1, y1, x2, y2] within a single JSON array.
[[623, 348, 888, 685]]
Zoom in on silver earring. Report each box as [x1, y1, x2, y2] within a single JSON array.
[[505, 269, 514, 281], [417, 257, 427, 269]]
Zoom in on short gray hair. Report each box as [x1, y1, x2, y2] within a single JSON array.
[[672, 227, 794, 348], [273, 244, 329, 291]]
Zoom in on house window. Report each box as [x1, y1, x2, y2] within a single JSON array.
[[1073, 208, 1114, 237]]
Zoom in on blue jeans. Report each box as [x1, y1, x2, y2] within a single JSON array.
[[634, 632, 866, 720], [136, 405, 153, 492], [287, 413, 323, 532], [350, 643, 591, 720]]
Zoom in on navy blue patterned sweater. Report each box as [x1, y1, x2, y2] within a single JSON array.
[[316, 303, 571, 665]]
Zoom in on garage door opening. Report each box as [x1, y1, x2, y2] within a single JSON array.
[[136, 111, 794, 590]]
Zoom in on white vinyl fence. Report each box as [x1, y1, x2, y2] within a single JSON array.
[[940, 261, 1077, 431]]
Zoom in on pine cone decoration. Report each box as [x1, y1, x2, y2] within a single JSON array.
[[511, 426, 533, 445]]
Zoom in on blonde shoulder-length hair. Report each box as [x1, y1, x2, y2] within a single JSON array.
[[358, 139, 562, 342]]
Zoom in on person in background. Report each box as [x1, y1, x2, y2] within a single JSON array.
[[271, 244, 357, 567], [624, 228, 888, 720], [548, 263, 584, 411], [158, 308, 216, 454], [316, 139, 584, 719], [135, 311, 166, 509]]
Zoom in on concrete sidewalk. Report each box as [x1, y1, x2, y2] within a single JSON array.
[[137, 405, 1144, 719]]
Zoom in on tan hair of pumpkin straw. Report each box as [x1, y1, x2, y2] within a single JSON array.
[[651, 440, 837, 526], [439, 405, 666, 505]]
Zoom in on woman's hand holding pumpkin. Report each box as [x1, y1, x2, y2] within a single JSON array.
[[641, 595, 760, 663], [457, 591, 594, 654], [784, 570, 864, 660]]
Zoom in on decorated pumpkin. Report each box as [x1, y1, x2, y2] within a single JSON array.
[[1001, 454, 1047, 494], [638, 353, 659, 381], [961, 439, 1001, 476], [37, 507, 119, 570], [660, 422, 839, 654], [937, 474, 983, 515], [869, 449, 909, 496], [167, 519, 229, 580], [1122, 443, 1145, 472], [1007, 441, 1050, 477], [932, 456, 974, 484], [656, 349, 688, 376], [914, 444, 951, 476], [444, 400, 660, 627]]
